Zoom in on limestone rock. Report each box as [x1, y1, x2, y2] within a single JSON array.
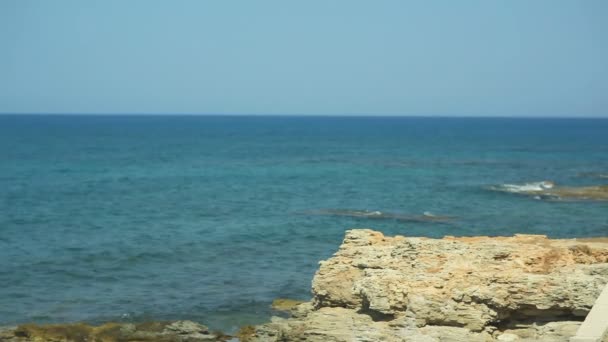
[[270, 299, 307, 313], [0, 320, 224, 342], [5, 230, 607, 342], [313, 230, 608, 331], [251, 229, 608, 341]]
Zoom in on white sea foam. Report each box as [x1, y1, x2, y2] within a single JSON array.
[[494, 181, 555, 193], [348, 210, 383, 217]]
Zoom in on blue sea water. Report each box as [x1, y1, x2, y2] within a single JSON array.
[[1, 115, 607, 331]]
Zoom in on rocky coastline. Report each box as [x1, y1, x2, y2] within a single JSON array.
[[490, 181, 608, 201], [0, 321, 231, 342], [247, 229, 608, 341], [3, 229, 608, 341]]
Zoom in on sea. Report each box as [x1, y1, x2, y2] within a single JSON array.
[[1, 115, 607, 332]]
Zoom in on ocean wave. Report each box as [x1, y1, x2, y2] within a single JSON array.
[[306, 209, 456, 223], [488, 181, 555, 194], [488, 181, 608, 201]]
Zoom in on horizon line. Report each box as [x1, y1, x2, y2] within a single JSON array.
[[0, 112, 607, 119]]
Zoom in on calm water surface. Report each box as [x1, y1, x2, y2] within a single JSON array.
[[1, 115, 607, 331]]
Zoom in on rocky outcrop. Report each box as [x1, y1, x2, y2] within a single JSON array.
[[4, 230, 607, 341], [271, 299, 307, 312], [251, 307, 584, 341], [490, 181, 608, 201], [0, 320, 229, 342], [545, 185, 608, 200], [250, 229, 608, 341]]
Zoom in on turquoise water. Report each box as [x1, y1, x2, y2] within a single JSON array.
[[1, 115, 607, 331]]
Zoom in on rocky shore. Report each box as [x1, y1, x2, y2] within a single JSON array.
[[3, 229, 608, 341], [0, 320, 231, 342], [249, 229, 608, 341]]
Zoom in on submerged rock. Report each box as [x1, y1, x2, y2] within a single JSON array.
[[249, 229, 608, 341], [306, 209, 457, 223], [0, 320, 227, 342], [489, 181, 608, 201], [545, 185, 608, 200]]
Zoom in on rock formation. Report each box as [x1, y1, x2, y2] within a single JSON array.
[[250, 229, 608, 341], [0, 320, 229, 342], [544, 185, 608, 200], [491, 181, 608, 201], [3, 229, 607, 341]]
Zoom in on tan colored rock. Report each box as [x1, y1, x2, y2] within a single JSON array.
[[0, 320, 226, 342], [7, 230, 607, 342], [250, 229, 608, 341], [497, 320, 581, 341], [249, 307, 583, 341], [270, 298, 306, 313], [542, 185, 608, 200], [249, 307, 492, 341], [313, 230, 608, 331], [235, 325, 256, 342]]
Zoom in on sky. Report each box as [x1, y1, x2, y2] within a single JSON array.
[[0, 1, 607, 117]]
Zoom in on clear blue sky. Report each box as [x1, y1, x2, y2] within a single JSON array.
[[1, 1, 606, 116]]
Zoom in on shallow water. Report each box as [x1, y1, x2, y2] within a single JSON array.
[[1, 115, 607, 331]]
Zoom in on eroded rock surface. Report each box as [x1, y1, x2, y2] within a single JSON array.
[[0, 320, 227, 342], [5, 230, 607, 341], [271, 299, 307, 313], [250, 229, 608, 341]]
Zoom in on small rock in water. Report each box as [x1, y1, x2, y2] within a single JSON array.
[[270, 298, 306, 312]]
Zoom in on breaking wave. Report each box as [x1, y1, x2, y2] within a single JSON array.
[[488, 181, 555, 194], [306, 209, 456, 223]]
